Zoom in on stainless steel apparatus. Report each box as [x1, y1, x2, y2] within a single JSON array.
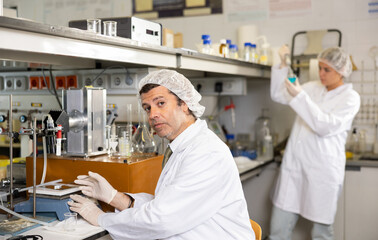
[[57, 88, 107, 157]]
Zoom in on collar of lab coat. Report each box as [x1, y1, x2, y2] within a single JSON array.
[[322, 82, 353, 99], [168, 118, 204, 154]]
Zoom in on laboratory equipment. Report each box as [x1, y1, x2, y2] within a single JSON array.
[[103, 21, 117, 37], [257, 36, 271, 65], [255, 108, 272, 158], [117, 125, 132, 157], [86, 19, 101, 33], [52, 88, 107, 157], [132, 106, 156, 154], [70, 16, 163, 46]]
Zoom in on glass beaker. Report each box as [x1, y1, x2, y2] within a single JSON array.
[[132, 106, 156, 154], [87, 19, 101, 33], [103, 21, 117, 37], [64, 212, 77, 231], [117, 125, 132, 157]]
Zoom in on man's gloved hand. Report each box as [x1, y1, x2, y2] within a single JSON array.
[[285, 78, 302, 97], [74, 171, 117, 204], [279, 44, 290, 68], [68, 194, 104, 226]]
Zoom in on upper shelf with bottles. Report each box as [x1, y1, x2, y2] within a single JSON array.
[[0, 16, 270, 79]]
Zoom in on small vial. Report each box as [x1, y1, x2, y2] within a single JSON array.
[[229, 44, 238, 59]]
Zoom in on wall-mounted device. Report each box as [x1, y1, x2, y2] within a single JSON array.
[[69, 16, 162, 46]]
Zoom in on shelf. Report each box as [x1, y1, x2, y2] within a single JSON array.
[[0, 16, 270, 79]]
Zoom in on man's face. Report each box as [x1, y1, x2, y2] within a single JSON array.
[[318, 61, 343, 90], [141, 86, 192, 141]]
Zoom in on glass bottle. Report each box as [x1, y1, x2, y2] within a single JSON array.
[[243, 42, 251, 62], [250, 44, 259, 63], [219, 39, 229, 58], [202, 39, 212, 54], [229, 44, 238, 59], [132, 106, 156, 155]]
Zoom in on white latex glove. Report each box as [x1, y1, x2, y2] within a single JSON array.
[[74, 171, 117, 204], [285, 78, 302, 97], [278, 44, 290, 68], [68, 194, 104, 226]]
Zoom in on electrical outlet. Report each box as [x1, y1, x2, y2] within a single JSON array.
[[14, 76, 27, 90], [66, 75, 78, 88], [4, 77, 13, 91], [93, 74, 108, 88], [40, 76, 50, 89], [55, 76, 66, 89], [189, 77, 247, 96], [110, 73, 136, 89], [29, 76, 40, 90]]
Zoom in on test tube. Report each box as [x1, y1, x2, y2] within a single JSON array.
[[103, 21, 117, 37], [87, 19, 101, 34]]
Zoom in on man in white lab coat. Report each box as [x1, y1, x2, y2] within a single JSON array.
[[69, 69, 255, 240], [268, 46, 360, 240]]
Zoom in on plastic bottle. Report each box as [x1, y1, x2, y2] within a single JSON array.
[[255, 108, 272, 158], [229, 44, 238, 59], [259, 43, 270, 65], [243, 42, 251, 62], [250, 44, 259, 63], [202, 39, 212, 54], [262, 129, 273, 160], [219, 39, 229, 58]]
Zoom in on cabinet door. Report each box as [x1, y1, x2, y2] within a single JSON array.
[[345, 167, 378, 240]]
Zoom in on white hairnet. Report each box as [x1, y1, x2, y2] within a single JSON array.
[[138, 69, 205, 118], [318, 47, 352, 78]]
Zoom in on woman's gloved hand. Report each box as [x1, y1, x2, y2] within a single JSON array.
[[74, 171, 117, 204], [285, 78, 302, 97], [279, 44, 290, 68], [68, 194, 104, 226]]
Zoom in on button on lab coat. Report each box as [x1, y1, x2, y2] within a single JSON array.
[[98, 119, 254, 239], [270, 65, 360, 224]]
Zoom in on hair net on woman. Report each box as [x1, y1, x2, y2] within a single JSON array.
[[138, 69, 205, 118], [318, 47, 352, 78]]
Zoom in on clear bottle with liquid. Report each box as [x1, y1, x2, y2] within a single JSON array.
[[219, 39, 229, 58], [255, 108, 272, 158], [132, 106, 156, 155], [250, 44, 259, 63], [243, 42, 251, 62], [229, 44, 239, 59], [202, 39, 212, 54]]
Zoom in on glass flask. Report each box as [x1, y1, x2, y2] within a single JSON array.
[[255, 108, 272, 158], [132, 106, 156, 154]]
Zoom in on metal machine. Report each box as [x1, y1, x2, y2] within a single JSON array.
[[53, 87, 107, 157], [69, 16, 162, 46]]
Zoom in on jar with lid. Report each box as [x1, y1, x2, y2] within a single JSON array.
[[202, 39, 212, 54]]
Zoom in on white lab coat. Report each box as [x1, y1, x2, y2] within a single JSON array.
[[98, 119, 255, 239], [270, 64, 360, 224]]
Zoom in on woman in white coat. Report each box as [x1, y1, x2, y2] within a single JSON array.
[[268, 46, 360, 240]]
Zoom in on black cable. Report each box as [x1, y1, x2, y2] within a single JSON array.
[[89, 65, 130, 86], [48, 65, 63, 109], [7, 235, 43, 240], [41, 66, 54, 95]]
